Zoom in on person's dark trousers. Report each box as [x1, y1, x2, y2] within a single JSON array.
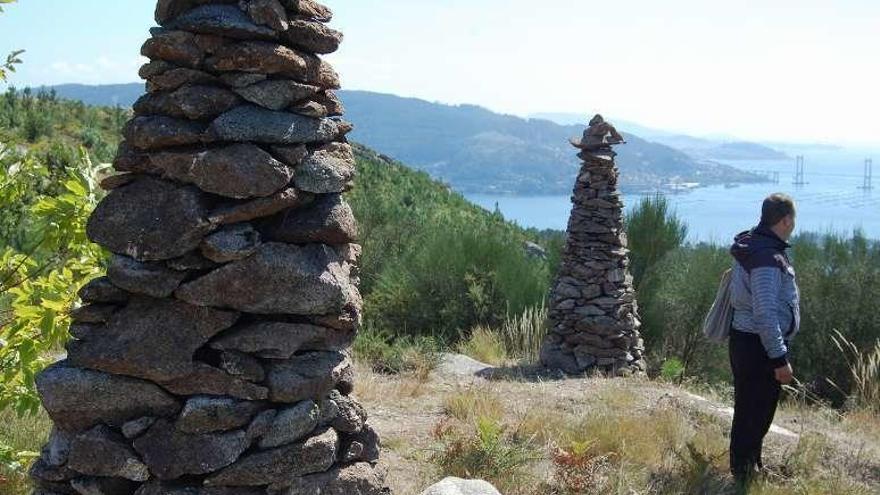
[[729, 329, 782, 479]]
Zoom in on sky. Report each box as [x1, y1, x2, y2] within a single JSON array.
[[0, 0, 878, 145]]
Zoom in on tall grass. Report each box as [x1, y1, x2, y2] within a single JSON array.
[[831, 331, 880, 414]]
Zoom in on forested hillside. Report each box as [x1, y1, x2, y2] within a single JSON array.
[[44, 84, 766, 194]]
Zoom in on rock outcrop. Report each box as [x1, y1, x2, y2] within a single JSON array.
[[30, 1, 390, 493], [540, 148, 646, 375]]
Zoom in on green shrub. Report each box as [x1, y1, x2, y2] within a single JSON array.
[[626, 194, 688, 289]]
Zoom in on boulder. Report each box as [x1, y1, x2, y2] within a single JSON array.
[[264, 351, 351, 403], [106, 255, 188, 298], [87, 177, 213, 261], [234, 80, 320, 111], [123, 115, 207, 151], [270, 462, 389, 495], [261, 193, 357, 245], [68, 297, 239, 383], [36, 363, 181, 432], [176, 243, 358, 315], [209, 321, 353, 359], [133, 419, 250, 480], [68, 426, 150, 481], [205, 428, 338, 487], [294, 142, 355, 193], [166, 4, 278, 40], [151, 144, 294, 199], [208, 105, 341, 145], [177, 396, 263, 434], [282, 18, 342, 54], [420, 478, 502, 495], [258, 400, 319, 448], [134, 86, 240, 120]]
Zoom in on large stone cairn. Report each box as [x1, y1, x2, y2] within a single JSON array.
[[29, 1, 391, 494], [540, 151, 646, 375]]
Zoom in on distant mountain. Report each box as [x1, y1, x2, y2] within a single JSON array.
[[340, 91, 762, 194], [46, 83, 144, 107], [532, 111, 790, 162], [45, 83, 764, 194]]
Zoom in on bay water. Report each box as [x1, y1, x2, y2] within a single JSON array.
[[466, 147, 880, 244]]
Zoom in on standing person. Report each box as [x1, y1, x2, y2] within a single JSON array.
[[728, 193, 801, 483]]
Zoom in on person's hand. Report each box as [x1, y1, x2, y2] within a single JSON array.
[[775, 363, 794, 384]]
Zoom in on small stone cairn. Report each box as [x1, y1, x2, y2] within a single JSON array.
[[29, 1, 390, 494], [540, 123, 646, 376]]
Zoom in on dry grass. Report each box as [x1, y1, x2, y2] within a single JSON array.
[[0, 408, 50, 495]]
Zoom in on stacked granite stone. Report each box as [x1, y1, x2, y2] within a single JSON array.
[[540, 151, 646, 376], [29, 1, 391, 494]]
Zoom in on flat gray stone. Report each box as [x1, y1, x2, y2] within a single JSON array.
[[134, 86, 240, 120], [167, 4, 278, 40], [133, 419, 250, 480], [259, 400, 319, 449], [327, 390, 366, 434], [122, 417, 157, 439], [77, 277, 129, 304], [209, 187, 312, 225], [69, 304, 118, 324], [209, 321, 352, 359], [245, 0, 288, 31], [107, 255, 187, 298], [219, 72, 267, 88], [176, 243, 358, 315], [208, 105, 341, 145], [295, 142, 355, 193], [141, 30, 204, 69], [219, 350, 266, 382], [146, 67, 220, 93], [151, 144, 294, 199], [123, 116, 207, 151], [206, 428, 338, 487], [177, 396, 263, 434], [265, 351, 351, 403], [282, 18, 342, 54], [235, 80, 320, 111], [283, 0, 333, 23], [68, 426, 149, 481], [261, 193, 357, 245], [87, 177, 213, 261], [157, 363, 269, 401], [68, 297, 239, 383], [200, 223, 262, 262], [36, 363, 181, 432]]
